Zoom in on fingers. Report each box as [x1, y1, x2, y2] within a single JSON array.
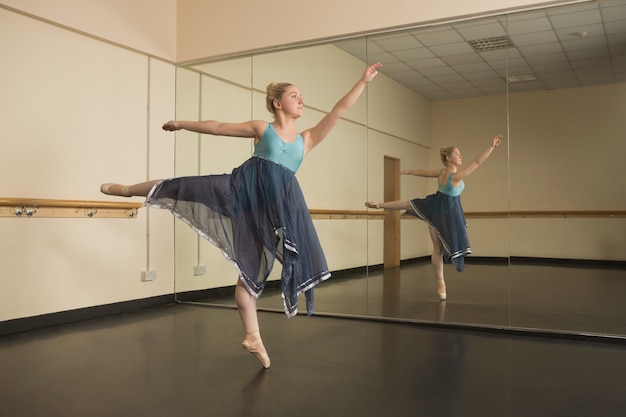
[[370, 62, 382, 75], [364, 62, 383, 82]]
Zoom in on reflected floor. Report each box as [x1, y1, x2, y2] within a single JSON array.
[[198, 261, 626, 338]]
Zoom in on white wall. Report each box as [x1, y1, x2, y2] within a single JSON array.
[[1, 5, 176, 322], [0, 0, 176, 61]]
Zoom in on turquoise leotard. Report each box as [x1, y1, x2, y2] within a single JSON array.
[[253, 123, 305, 173], [438, 171, 464, 197]]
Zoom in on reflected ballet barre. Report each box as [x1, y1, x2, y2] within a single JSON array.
[[309, 209, 626, 220]]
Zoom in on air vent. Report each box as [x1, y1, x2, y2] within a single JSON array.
[[468, 36, 514, 52], [507, 74, 539, 83]]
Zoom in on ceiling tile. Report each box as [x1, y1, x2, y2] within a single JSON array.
[[549, 9, 602, 28], [430, 42, 475, 57], [372, 35, 423, 52], [505, 16, 553, 35], [414, 29, 465, 46], [509, 31, 559, 47]]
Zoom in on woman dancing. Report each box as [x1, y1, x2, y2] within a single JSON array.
[[366, 135, 502, 301], [101, 62, 382, 368]]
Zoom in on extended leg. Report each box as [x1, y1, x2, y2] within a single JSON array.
[[365, 200, 412, 210], [100, 180, 161, 197], [428, 227, 447, 301], [235, 278, 270, 368]]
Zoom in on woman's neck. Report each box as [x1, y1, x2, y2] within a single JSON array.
[[272, 118, 297, 133]]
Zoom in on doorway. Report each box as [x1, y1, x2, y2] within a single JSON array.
[[383, 156, 400, 268]]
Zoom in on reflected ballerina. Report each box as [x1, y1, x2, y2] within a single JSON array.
[[366, 135, 502, 301]]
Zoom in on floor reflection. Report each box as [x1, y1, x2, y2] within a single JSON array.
[[241, 369, 269, 417], [199, 261, 626, 338]]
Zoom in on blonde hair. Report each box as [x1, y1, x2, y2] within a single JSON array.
[[440, 146, 456, 165], [266, 82, 293, 117]]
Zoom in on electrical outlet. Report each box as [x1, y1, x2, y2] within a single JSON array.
[[142, 270, 157, 281], [193, 265, 206, 276]]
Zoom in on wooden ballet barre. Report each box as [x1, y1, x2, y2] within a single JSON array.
[[309, 209, 384, 220], [0, 197, 142, 219]]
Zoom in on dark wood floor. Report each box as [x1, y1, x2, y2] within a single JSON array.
[[1, 304, 626, 417], [1, 262, 625, 417]]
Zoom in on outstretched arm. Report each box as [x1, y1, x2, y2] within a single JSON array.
[[454, 134, 503, 181], [400, 169, 441, 178], [302, 62, 382, 154], [162, 119, 266, 140]]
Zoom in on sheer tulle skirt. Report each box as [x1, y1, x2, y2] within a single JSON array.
[[145, 156, 330, 316], [408, 192, 471, 272]]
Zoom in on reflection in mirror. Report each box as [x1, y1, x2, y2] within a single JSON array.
[[173, 0, 626, 340], [505, 0, 626, 337], [356, 16, 511, 328], [357, 0, 625, 338]]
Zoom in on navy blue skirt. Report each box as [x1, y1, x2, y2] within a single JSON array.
[[144, 156, 330, 317], [408, 192, 471, 272]]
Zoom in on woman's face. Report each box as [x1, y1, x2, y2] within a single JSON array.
[[276, 86, 303, 117], [447, 148, 462, 166]]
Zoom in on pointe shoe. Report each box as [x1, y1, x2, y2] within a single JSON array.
[[100, 183, 131, 197], [242, 337, 271, 369], [365, 201, 381, 209], [437, 280, 447, 301]]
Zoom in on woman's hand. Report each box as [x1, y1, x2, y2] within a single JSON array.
[[162, 121, 181, 131], [492, 134, 503, 148], [362, 62, 383, 84]]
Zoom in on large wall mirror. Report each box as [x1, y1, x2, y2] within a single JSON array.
[[173, 0, 626, 339]]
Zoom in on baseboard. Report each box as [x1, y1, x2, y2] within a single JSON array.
[[510, 256, 626, 269], [404, 256, 625, 268], [0, 294, 174, 337]]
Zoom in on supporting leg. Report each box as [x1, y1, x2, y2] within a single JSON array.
[[235, 278, 270, 369], [428, 227, 447, 301]]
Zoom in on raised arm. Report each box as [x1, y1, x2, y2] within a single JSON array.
[[162, 119, 266, 140], [453, 134, 503, 181], [301, 62, 382, 154], [400, 169, 441, 178]]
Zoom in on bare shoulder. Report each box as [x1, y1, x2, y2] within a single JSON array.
[[241, 120, 269, 139]]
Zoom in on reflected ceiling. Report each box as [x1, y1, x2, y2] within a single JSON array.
[[336, 0, 626, 100]]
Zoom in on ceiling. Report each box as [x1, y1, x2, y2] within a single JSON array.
[[335, 0, 626, 100]]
